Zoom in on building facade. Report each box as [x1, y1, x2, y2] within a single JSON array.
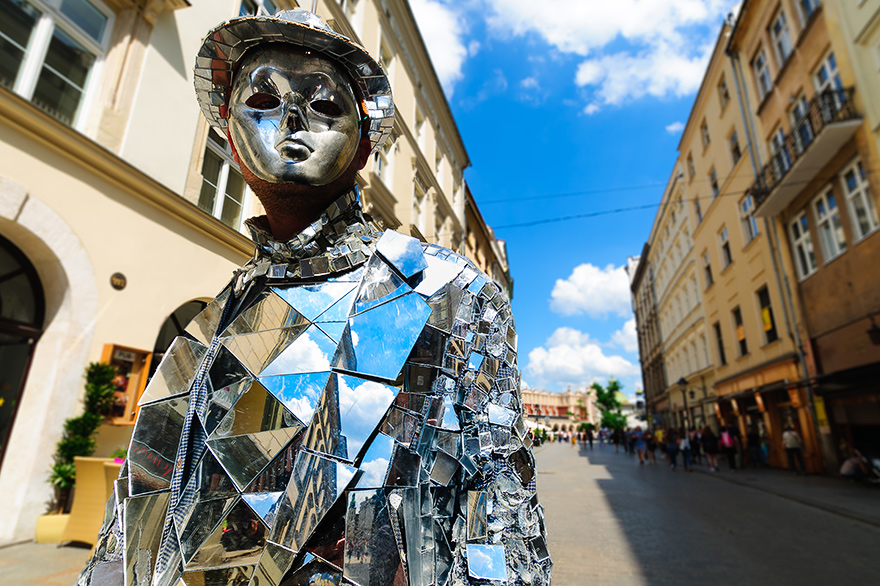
[[628, 250, 667, 426], [0, 0, 508, 541], [730, 0, 880, 470], [521, 387, 596, 432]]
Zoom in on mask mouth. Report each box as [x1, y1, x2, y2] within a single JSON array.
[[274, 132, 314, 162]]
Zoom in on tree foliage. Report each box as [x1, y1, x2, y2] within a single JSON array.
[[48, 362, 117, 512], [592, 378, 626, 432]]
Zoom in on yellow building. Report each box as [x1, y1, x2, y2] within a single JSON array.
[[730, 0, 880, 470], [0, 0, 507, 541]]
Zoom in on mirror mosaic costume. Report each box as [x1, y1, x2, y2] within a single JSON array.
[[78, 9, 550, 586]]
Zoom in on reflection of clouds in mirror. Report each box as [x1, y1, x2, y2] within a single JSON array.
[[337, 377, 396, 457], [357, 457, 389, 487], [276, 331, 332, 373], [467, 544, 507, 581], [351, 331, 359, 348], [338, 378, 395, 422]]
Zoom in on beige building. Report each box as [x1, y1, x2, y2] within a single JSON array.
[[521, 387, 596, 431], [642, 155, 717, 433], [729, 0, 880, 470], [0, 0, 506, 542]]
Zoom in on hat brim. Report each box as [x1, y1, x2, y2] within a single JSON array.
[[194, 13, 394, 152]]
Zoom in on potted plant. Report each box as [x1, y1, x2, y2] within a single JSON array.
[[36, 362, 115, 542]]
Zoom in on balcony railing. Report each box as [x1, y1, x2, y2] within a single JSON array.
[[750, 88, 859, 214]]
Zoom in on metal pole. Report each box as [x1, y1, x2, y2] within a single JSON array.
[[311, 0, 318, 13]]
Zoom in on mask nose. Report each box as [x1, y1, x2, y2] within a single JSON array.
[[281, 92, 309, 132]]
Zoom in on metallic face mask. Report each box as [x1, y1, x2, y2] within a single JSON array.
[[228, 46, 362, 186]]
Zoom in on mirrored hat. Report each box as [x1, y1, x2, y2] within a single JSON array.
[[194, 8, 394, 153]]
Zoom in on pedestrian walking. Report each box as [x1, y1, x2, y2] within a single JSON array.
[[679, 428, 693, 471], [633, 426, 646, 464], [689, 427, 702, 465], [645, 429, 657, 464], [666, 429, 679, 471], [586, 426, 594, 449], [720, 424, 739, 471], [783, 424, 807, 474], [701, 425, 719, 471]]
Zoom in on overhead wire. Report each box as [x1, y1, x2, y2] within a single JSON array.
[[489, 163, 876, 230]]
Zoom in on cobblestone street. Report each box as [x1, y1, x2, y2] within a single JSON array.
[[539, 442, 880, 586]]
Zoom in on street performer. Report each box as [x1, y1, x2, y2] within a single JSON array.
[[77, 9, 550, 586]]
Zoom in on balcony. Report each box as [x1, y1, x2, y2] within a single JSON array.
[[751, 88, 861, 217]]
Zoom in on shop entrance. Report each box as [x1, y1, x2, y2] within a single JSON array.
[[0, 234, 45, 471]]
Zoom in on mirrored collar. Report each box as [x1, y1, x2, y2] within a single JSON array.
[[236, 187, 382, 291]]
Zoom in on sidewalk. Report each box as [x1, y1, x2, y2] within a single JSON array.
[[684, 455, 880, 527], [0, 539, 90, 585]]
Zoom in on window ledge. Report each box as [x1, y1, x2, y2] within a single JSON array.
[[735, 352, 751, 362], [761, 338, 782, 350], [852, 225, 880, 247], [720, 261, 734, 276], [741, 234, 761, 254], [821, 248, 848, 267]]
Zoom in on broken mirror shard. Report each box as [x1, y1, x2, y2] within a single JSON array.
[[128, 396, 189, 496], [78, 182, 550, 584], [138, 337, 207, 406], [466, 544, 508, 582], [466, 491, 487, 542]]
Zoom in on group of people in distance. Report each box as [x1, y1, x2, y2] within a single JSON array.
[[596, 423, 807, 474]]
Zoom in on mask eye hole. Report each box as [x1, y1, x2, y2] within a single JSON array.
[[310, 99, 343, 116], [245, 93, 281, 109]]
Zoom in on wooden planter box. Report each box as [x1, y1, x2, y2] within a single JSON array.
[[35, 513, 70, 543]]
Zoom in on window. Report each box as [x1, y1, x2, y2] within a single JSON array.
[[797, 0, 820, 24], [687, 152, 695, 179], [378, 39, 394, 82], [702, 250, 714, 288], [732, 306, 748, 356], [753, 48, 772, 99], [718, 76, 730, 110], [840, 159, 879, 241], [770, 10, 793, 64], [814, 51, 845, 112], [695, 199, 703, 225], [373, 149, 387, 183], [413, 175, 427, 235], [813, 188, 846, 261], [756, 286, 779, 345], [713, 321, 727, 366], [769, 126, 791, 175], [789, 211, 817, 279], [790, 94, 813, 154], [719, 226, 732, 268], [0, 0, 110, 129], [199, 129, 247, 229], [740, 194, 759, 243], [709, 167, 719, 198], [700, 119, 710, 148], [240, 0, 276, 15], [415, 106, 426, 151], [729, 129, 742, 164]]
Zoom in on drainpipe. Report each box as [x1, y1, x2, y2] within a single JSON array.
[[726, 34, 824, 471]]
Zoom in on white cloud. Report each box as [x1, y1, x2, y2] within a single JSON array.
[[549, 263, 632, 318], [481, 0, 737, 108], [574, 41, 713, 106], [410, 0, 469, 95], [665, 121, 685, 134], [526, 327, 640, 390], [583, 103, 600, 115], [468, 40, 481, 56], [612, 318, 639, 353], [520, 77, 539, 89]]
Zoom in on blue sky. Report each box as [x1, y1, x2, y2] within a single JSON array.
[[410, 0, 740, 400]]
